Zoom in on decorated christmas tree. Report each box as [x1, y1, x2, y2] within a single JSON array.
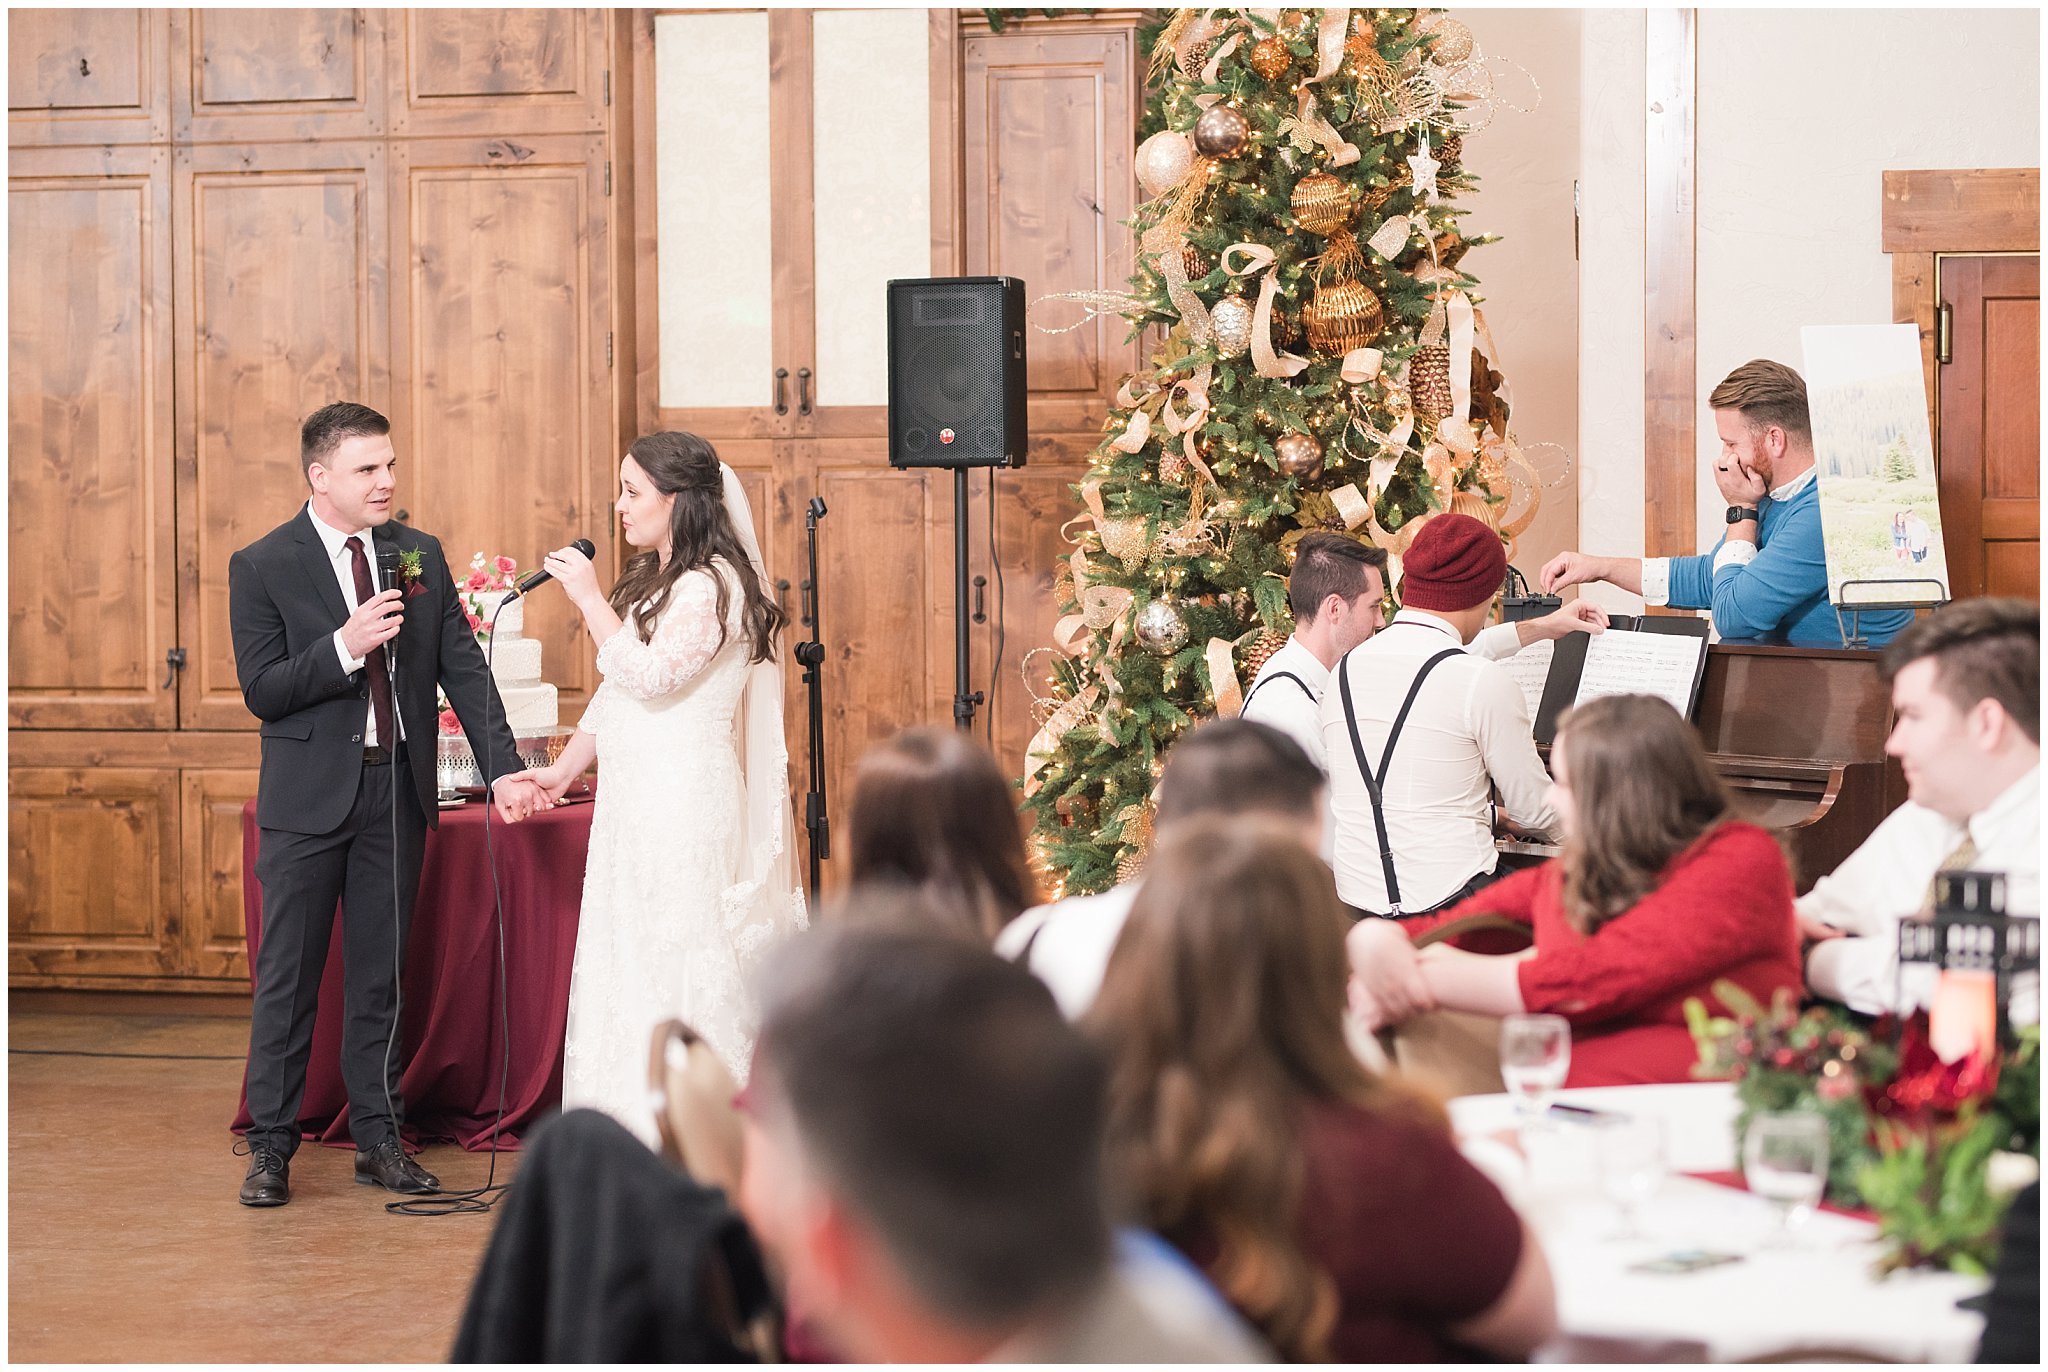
[[1022, 8, 1549, 896]]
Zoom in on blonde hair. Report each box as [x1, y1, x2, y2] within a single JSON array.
[[1707, 359, 1811, 442]]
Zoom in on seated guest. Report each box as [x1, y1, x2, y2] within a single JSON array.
[[1800, 599, 2040, 1014], [736, 923, 1269, 1363], [1539, 359, 1911, 648], [846, 726, 1039, 941], [1350, 694, 1800, 1086], [996, 719, 1324, 1018], [1322, 512, 1570, 918], [1087, 817, 1557, 1361]]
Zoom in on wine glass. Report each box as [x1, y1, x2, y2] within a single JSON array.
[[1499, 1013, 1571, 1122], [1743, 1112, 1830, 1245], [1595, 1115, 1667, 1239]]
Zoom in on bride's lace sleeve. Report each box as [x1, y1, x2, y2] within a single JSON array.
[[595, 569, 731, 701]]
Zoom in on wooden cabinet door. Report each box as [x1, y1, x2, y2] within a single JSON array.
[[9, 767, 183, 980], [180, 769, 258, 981], [388, 8, 608, 138], [171, 8, 388, 144], [175, 139, 392, 730], [8, 7, 169, 147], [9, 144, 179, 731], [961, 22, 1140, 778], [388, 132, 615, 718], [1938, 254, 2040, 599]]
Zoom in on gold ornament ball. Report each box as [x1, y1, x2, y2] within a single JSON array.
[[1275, 431, 1326, 479], [1303, 278, 1386, 354], [1249, 34, 1292, 80], [1134, 597, 1191, 655], [1430, 19, 1477, 66], [1290, 171, 1353, 236], [1211, 294, 1254, 359], [1192, 104, 1251, 159], [1137, 130, 1196, 198]]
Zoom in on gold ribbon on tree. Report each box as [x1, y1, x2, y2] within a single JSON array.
[[1220, 243, 1310, 380], [1203, 637, 1244, 718]]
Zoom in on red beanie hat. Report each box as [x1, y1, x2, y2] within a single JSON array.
[[1400, 513, 1507, 612]]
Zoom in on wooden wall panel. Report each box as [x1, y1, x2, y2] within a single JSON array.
[[962, 27, 1137, 435], [9, 768, 182, 979], [177, 144, 389, 730], [180, 769, 258, 980], [1643, 8, 1696, 564], [389, 135, 612, 713], [9, 8, 169, 146], [8, 147, 178, 730], [389, 9, 606, 137], [173, 8, 386, 144]]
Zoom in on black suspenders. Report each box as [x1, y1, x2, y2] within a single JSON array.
[[1337, 647, 1464, 917], [1239, 669, 1316, 716]]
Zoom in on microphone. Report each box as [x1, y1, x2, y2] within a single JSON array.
[[508, 538, 596, 599]]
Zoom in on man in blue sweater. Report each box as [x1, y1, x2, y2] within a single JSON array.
[[1538, 359, 1910, 648]]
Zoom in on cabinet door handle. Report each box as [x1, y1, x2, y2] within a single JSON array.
[[161, 646, 187, 690], [775, 577, 791, 618], [972, 575, 988, 625], [774, 367, 789, 415], [394, 508, 410, 524], [797, 367, 812, 417]]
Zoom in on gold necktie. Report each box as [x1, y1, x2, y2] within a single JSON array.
[[1923, 832, 1981, 914]]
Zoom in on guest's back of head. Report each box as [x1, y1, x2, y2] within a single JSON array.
[[845, 727, 1039, 940], [1154, 718, 1324, 835], [740, 923, 1111, 1359]]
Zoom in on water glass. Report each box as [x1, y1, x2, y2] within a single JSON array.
[[1595, 1115, 1667, 1239], [1499, 1013, 1571, 1120], [1743, 1112, 1830, 1243]]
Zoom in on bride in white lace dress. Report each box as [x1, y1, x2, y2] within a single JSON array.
[[509, 432, 806, 1144]]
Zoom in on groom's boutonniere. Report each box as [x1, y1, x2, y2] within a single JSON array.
[[397, 548, 428, 599]]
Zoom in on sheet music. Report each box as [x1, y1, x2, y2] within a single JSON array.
[[1502, 638, 1553, 723], [1573, 628, 1705, 715]]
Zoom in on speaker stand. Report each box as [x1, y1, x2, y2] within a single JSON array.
[[951, 468, 985, 733]]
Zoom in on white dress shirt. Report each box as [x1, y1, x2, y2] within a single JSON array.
[[994, 884, 1140, 1021], [1238, 636, 1330, 769], [1319, 609, 1557, 914], [305, 501, 395, 746], [1801, 767, 2040, 1016]]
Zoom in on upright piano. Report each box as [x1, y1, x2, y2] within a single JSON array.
[[1500, 642, 1906, 894]]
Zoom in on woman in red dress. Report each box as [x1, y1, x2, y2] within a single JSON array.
[[1087, 816, 1557, 1362], [1349, 693, 1800, 1086]]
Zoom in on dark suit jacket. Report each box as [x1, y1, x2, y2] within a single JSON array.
[[228, 507, 522, 834]]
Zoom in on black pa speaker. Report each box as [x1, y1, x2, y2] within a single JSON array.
[[887, 276, 1027, 469]]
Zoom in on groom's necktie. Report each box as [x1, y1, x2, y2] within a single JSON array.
[[345, 535, 395, 750]]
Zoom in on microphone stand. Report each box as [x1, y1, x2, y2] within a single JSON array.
[[795, 497, 829, 897]]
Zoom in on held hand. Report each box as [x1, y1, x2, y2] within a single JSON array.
[[491, 775, 549, 824], [1534, 598, 1609, 640], [1796, 910, 1848, 944], [1537, 551, 1605, 595], [542, 544, 602, 608], [1344, 918, 1436, 1031], [1714, 458, 1768, 509], [340, 589, 406, 659]]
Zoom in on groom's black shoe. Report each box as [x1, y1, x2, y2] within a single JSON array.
[[239, 1146, 291, 1207], [354, 1139, 440, 1194]]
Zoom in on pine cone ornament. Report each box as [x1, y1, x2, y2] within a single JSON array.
[[1160, 447, 1190, 484], [1241, 630, 1288, 680], [1116, 849, 1146, 883], [1411, 344, 1455, 427], [1436, 133, 1465, 167]]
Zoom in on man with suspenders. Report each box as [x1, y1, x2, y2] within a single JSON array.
[[1239, 534, 1390, 772], [1321, 513, 1607, 921]]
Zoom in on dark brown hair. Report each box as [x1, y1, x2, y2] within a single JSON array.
[[1154, 718, 1323, 831], [300, 401, 390, 476], [1554, 694, 1738, 935], [1288, 533, 1388, 623], [608, 431, 784, 659], [1707, 359, 1811, 442], [845, 728, 1040, 941], [1086, 816, 1441, 1361], [1881, 597, 2039, 744]]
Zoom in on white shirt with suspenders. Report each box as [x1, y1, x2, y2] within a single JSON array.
[[1238, 636, 1331, 769], [1319, 611, 1557, 917]]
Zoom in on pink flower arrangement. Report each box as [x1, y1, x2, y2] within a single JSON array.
[[438, 706, 462, 736], [456, 552, 521, 643]]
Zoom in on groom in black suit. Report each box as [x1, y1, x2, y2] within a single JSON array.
[[230, 402, 547, 1207]]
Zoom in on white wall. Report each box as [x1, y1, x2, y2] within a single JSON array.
[[1693, 8, 2040, 552]]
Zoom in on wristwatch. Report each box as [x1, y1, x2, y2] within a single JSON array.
[[1725, 505, 1760, 525]]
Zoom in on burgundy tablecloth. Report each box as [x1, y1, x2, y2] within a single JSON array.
[[231, 792, 592, 1151]]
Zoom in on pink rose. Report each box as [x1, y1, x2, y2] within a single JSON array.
[[438, 708, 463, 736], [465, 570, 491, 591], [493, 555, 517, 576], [464, 610, 483, 633]]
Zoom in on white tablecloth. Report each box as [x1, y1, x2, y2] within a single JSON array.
[[1450, 1082, 1990, 1363]]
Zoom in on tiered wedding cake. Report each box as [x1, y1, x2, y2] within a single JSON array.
[[470, 591, 558, 733]]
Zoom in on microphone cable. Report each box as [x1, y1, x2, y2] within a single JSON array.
[[377, 551, 517, 1219]]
